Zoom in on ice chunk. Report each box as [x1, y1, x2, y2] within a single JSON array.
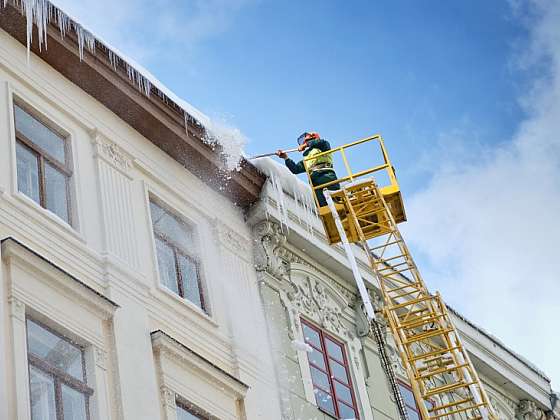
[[291, 339, 313, 353]]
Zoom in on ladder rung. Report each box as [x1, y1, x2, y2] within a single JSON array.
[[378, 253, 407, 264], [410, 346, 460, 363], [404, 327, 454, 344], [389, 288, 424, 300], [397, 307, 431, 320], [369, 238, 403, 251], [388, 295, 433, 310], [399, 313, 446, 330], [430, 402, 487, 419], [379, 261, 409, 272], [380, 266, 413, 276], [417, 363, 469, 380], [386, 282, 421, 293], [424, 381, 476, 398], [429, 397, 474, 413]]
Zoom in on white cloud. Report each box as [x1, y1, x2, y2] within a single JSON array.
[[403, 0, 560, 387]]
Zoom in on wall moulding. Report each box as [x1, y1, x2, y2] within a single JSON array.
[[91, 131, 133, 177]]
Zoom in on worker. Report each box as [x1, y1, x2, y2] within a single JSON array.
[[276, 132, 340, 207]]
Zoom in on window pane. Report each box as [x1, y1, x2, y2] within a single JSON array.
[[178, 254, 203, 308], [16, 142, 40, 204], [302, 323, 321, 349], [29, 366, 56, 420], [150, 202, 195, 253], [325, 337, 344, 362], [45, 162, 69, 223], [156, 238, 179, 295], [62, 384, 87, 420], [329, 359, 349, 384], [14, 105, 65, 163], [338, 402, 357, 420], [315, 388, 335, 415], [407, 407, 420, 420], [310, 366, 330, 391], [177, 405, 203, 420], [334, 381, 353, 405], [308, 347, 326, 371], [27, 319, 84, 381], [399, 384, 416, 408]]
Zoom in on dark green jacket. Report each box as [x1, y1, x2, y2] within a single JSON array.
[[285, 139, 332, 174]]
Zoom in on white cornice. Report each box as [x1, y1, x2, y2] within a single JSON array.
[[151, 330, 248, 399]]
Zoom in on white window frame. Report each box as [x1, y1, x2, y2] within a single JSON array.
[[1, 238, 117, 420], [5, 85, 85, 240], [152, 330, 248, 420]]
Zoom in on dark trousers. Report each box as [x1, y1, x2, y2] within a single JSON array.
[[311, 170, 340, 207]]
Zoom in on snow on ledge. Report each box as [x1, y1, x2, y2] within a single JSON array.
[[252, 157, 318, 231], [4, 0, 246, 170]]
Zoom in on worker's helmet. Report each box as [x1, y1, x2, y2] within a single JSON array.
[[297, 131, 320, 145]]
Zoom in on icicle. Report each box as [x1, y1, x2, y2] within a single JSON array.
[[108, 50, 118, 70], [56, 8, 69, 38], [83, 30, 95, 55], [183, 111, 189, 135]]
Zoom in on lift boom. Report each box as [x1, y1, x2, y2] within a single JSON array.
[[304, 135, 497, 420]]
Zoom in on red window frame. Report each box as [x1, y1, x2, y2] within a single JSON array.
[[301, 318, 359, 419], [398, 381, 434, 419]]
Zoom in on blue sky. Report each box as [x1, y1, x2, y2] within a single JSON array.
[[52, 0, 560, 388]]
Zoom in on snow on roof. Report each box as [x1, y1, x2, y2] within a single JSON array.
[[8, 0, 245, 170], [252, 157, 317, 230]]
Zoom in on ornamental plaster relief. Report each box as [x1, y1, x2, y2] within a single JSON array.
[[516, 399, 558, 420], [213, 219, 251, 258], [252, 220, 288, 279], [92, 133, 133, 175]]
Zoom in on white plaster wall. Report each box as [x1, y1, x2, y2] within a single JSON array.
[[0, 27, 281, 420]]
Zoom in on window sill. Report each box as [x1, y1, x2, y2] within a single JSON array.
[[12, 192, 85, 243], [156, 285, 218, 328]]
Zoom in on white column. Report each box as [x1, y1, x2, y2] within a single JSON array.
[[8, 296, 31, 420]]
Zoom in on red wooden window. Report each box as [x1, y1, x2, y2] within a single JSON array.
[[301, 319, 359, 419]]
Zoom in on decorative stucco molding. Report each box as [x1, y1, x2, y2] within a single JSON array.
[[516, 399, 558, 420], [213, 220, 251, 257], [8, 295, 25, 321], [253, 220, 288, 279], [92, 132, 133, 174], [93, 346, 108, 370], [160, 385, 176, 409]]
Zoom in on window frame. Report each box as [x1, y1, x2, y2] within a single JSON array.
[[150, 200, 206, 311], [176, 399, 209, 420], [301, 318, 360, 419], [26, 317, 93, 420], [13, 102, 74, 225], [397, 380, 434, 419]]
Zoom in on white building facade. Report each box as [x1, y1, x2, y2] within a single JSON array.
[[0, 2, 558, 420]]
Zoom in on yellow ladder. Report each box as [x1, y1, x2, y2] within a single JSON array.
[[305, 135, 497, 419]]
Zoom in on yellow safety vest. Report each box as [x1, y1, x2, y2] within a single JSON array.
[[304, 148, 334, 171]]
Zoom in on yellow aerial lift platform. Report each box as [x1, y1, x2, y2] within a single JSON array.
[[304, 135, 497, 420]]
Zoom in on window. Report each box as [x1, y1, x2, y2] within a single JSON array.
[[176, 402, 207, 420], [26, 319, 92, 420], [150, 201, 205, 310], [301, 319, 359, 419], [14, 104, 73, 224], [398, 382, 433, 420]]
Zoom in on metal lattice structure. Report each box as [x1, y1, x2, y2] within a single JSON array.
[[305, 135, 497, 420]]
